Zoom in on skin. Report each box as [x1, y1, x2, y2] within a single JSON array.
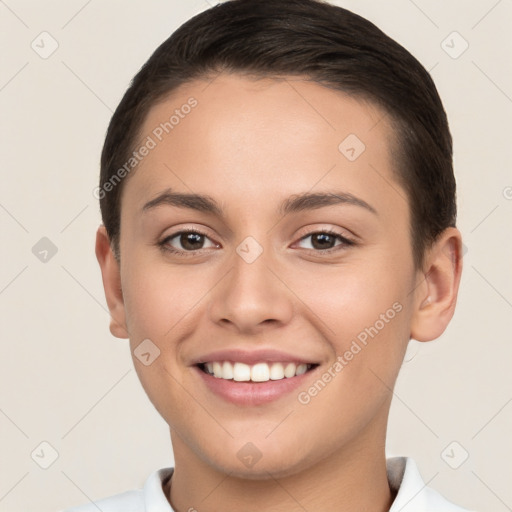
[[96, 73, 463, 512]]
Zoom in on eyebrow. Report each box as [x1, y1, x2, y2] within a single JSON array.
[[141, 188, 378, 217]]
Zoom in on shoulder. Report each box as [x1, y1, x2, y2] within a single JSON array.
[[59, 468, 174, 512], [387, 457, 476, 512]]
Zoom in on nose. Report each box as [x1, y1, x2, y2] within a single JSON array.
[[207, 240, 294, 334]]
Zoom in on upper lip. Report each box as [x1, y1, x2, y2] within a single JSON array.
[[190, 348, 320, 366]]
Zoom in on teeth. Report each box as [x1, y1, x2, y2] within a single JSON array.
[[222, 361, 233, 379], [212, 362, 222, 378], [202, 361, 313, 382], [284, 362, 296, 378], [251, 363, 269, 382], [269, 362, 284, 380], [295, 363, 308, 375], [233, 362, 251, 381]]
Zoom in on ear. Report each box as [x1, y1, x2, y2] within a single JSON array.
[[95, 225, 129, 339], [410, 227, 464, 342]]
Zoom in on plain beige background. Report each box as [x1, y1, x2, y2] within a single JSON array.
[[0, 1, 511, 511]]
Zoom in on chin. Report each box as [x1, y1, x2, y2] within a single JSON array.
[[202, 445, 317, 481]]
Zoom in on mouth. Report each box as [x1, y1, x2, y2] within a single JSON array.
[[193, 360, 320, 406], [197, 361, 319, 382]]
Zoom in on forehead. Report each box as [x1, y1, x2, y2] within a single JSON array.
[[122, 73, 404, 224]]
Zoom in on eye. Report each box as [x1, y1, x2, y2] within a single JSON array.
[[158, 229, 218, 256], [295, 229, 355, 253], [158, 228, 356, 258]]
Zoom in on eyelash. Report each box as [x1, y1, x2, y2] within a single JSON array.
[[157, 228, 356, 258]]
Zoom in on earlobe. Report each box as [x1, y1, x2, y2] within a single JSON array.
[[95, 225, 130, 339], [410, 227, 464, 342]]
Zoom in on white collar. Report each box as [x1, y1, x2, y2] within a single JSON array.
[[386, 457, 472, 511]]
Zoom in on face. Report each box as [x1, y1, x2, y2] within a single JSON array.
[[107, 74, 432, 478]]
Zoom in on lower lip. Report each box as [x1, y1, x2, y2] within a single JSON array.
[[193, 365, 318, 406]]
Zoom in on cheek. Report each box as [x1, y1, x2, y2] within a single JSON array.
[[290, 261, 411, 396], [121, 258, 203, 340], [288, 260, 404, 334], [292, 304, 410, 451], [121, 261, 197, 421]]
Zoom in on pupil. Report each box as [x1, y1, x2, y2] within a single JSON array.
[[182, 233, 203, 250], [313, 233, 334, 250]]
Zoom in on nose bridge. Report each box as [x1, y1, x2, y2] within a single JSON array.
[[208, 233, 293, 331], [233, 234, 273, 293]]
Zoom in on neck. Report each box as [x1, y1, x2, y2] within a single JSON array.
[[165, 416, 395, 512]]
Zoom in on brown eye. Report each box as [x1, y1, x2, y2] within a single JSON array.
[[310, 232, 337, 250], [297, 230, 355, 253], [159, 229, 217, 256], [178, 232, 205, 251]]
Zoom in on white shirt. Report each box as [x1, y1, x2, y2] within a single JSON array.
[[61, 457, 475, 511]]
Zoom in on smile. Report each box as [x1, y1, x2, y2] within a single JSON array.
[[199, 361, 316, 382], [195, 360, 320, 406]]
